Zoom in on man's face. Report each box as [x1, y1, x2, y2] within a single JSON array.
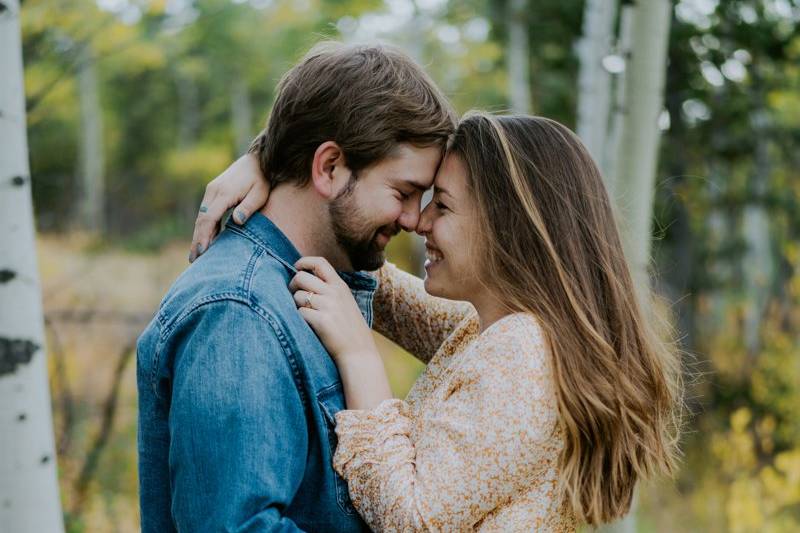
[[328, 143, 443, 271]]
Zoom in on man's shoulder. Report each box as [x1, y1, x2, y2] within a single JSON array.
[[155, 230, 295, 334]]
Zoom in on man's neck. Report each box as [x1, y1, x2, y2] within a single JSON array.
[[259, 185, 353, 271]]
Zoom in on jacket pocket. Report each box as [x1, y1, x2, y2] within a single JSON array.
[[317, 382, 358, 516]]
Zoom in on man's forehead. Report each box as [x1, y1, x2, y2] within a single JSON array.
[[395, 174, 435, 190], [386, 145, 443, 187]]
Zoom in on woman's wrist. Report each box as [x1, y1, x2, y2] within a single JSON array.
[[337, 351, 393, 410]]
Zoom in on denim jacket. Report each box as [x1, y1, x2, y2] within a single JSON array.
[[137, 214, 375, 532]]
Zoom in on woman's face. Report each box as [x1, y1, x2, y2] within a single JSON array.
[[416, 153, 484, 301]]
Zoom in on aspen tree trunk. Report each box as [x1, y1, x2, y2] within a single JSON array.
[[576, 0, 618, 166], [506, 0, 531, 113], [176, 70, 199, 149], [603, 3, 672, 531], [741, 117, 772, 358], [603, 3, 634, 197], [741, 74, 773, 358], [0, 1, 65, 530], [614, 0, 672, 298], [231, 76, 253, 155], [77, 42, 105, 233]]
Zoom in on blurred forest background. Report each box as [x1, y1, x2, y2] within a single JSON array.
[[10, 0, 800, 530]]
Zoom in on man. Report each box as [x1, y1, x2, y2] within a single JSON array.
[[137, 42, 455, 532]]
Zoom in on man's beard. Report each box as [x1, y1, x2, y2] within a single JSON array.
[[329, 175, 398, 271]]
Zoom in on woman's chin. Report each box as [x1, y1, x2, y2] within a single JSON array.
[[423, 268, 447, 298]]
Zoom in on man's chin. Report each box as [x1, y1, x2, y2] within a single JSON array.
[[351, 251, 386, 272]]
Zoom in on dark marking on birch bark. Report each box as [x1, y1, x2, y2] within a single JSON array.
[[0, 269, 16, 283], [40, 455, 51, 464], [0, 338, 40, 375], [17, 413, 27, 422], [11, 175, 27, 187]]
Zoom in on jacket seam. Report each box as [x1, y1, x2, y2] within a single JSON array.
[[150, 295, 309, 409]]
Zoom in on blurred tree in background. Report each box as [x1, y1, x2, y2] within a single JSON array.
[[15, 0, 800, 530]]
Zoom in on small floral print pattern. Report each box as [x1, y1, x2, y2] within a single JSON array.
[[333, 263, 577, 532]]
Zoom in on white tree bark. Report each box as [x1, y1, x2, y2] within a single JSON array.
[[77, 43, 105, 233], [176, 69, 199, 149], [614, 0, 672, 298], [231, 76, 253, 155], [0, 1, 65, 530], [741, 106, 773, 357], [603, 3, 635, 198], [603, 5, 672, 529], [506, 0, 531, 113], [576, 0, 618, 166]]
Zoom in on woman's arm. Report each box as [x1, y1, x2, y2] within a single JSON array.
[[333, 314, 560, 531], [373, 262, 474, 363]]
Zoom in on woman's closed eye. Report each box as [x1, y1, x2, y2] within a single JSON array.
[[435, 200, 449, 211]]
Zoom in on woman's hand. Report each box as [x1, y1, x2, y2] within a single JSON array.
[[289, 257, 378, 364], [290, 257, 393, 410], [190, 153, 270, 262]]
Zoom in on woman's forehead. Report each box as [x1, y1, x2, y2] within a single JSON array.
[[434, 153, 466, 190]]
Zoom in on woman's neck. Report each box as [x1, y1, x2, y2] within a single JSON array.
[[470, 290, 511, 334]]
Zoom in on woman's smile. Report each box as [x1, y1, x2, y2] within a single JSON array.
[[424, 241, 444, 270]]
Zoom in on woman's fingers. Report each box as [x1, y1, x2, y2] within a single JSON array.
[[189, 153, 271, 262], [289, 270, 328, 295], [297, 305, 322, 330], [232, 179, 270, 225], [292, 289, 316, 309], [294, 257, 339, 284], [189, 185, 218, 262], [189, 184, 231, 262]]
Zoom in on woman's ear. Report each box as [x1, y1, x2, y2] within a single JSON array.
[[310, 141, 348, 199]]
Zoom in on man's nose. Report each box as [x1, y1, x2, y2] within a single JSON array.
[[398, 202, 422, 232], [415, 203, 433, 236]]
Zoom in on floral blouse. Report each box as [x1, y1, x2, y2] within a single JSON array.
[[333, 263, 577, 532]]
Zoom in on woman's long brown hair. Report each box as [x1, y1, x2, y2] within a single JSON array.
[[449, 112, 682, 526]]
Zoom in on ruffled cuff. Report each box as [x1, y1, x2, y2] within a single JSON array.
[[332, 399, 414, 478]]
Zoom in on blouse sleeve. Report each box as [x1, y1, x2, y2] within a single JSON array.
[[372, 262, 474, 363], [333, 314, 559, 531]]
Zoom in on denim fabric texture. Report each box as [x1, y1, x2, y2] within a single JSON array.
[[137, 213, 375, 532]]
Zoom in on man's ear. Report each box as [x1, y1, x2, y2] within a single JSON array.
[[310, 141, 348, 199]]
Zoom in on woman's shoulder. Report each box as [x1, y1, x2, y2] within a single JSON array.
[[468, 312, 551, 374], [482, 312, 547, 350]]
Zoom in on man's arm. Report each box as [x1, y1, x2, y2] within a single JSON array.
[[167, 300, 307, 532]]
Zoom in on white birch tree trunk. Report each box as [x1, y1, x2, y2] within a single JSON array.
[[603, 3, 635, 197], [77, 43, 105, 234], [603, 3, 672, 531], [614, 0, 672, 298], [231, 76, 253, 155], [0, 1, 65, 530], [741, 106, 773, 357], [576, 0, 618, 166], [506, 0, 531, 113]]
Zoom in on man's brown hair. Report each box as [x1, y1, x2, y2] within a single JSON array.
[[250, 42, 457, 187]]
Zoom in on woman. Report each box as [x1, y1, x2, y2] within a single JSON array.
[[192, 112, 682, 531]]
